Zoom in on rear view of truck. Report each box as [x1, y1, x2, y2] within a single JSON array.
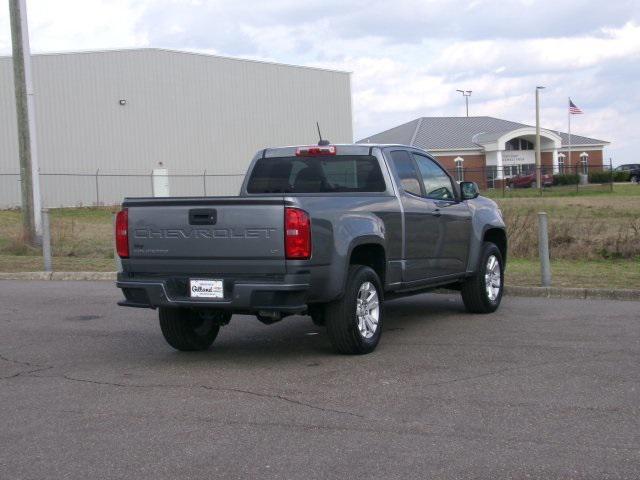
[[115, 143, 394, 354], [115, 142, 503, 355]]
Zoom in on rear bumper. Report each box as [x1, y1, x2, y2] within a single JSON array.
[[116, 273, 310, 314]]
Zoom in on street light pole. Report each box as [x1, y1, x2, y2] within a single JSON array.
[[9, 0, 42, 244], [535, 86, 545, 191], [456, 89, 472, 117]]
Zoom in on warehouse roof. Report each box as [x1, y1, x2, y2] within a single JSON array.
[[0, 47, 351, 75], [357, 116, 609, 150]]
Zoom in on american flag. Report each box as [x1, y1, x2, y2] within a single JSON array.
[[569, 99, 583, 114]]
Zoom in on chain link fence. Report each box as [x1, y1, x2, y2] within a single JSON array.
[[0, 171, 246, 208], [444, 160, 625, 197], [0, 160, 631, 208]]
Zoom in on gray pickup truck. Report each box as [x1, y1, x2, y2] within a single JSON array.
[[116, 143, 507, 354]]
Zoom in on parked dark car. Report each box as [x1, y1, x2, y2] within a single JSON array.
[[115, 143, 507, 354], [508, 172, 553, 188], [615, 164, 640, 183]]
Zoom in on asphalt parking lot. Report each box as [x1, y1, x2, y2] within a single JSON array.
[[1, 280, 639, 479]]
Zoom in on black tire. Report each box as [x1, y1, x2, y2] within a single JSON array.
[[461, 242, 504, 314], [325, 265, 383, 355], [158, 307, 221, 351]]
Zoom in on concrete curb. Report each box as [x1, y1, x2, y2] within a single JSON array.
[[0, 272, 116, 281], [0, 272, 638, 301], [504, 285, 639, 302]]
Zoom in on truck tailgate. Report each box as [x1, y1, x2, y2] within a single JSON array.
[[123, 197, 286, 274]]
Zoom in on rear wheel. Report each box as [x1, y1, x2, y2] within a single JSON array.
[[461, 242, 504, 313], [325, 266, 383, 354], [159, 307, 225, 351]]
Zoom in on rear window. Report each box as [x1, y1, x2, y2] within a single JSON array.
[[246, 155, 387, 194]]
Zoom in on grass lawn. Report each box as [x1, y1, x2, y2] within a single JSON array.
[[484, 183, 640, 199], [507, 258, 640, 290], [0, 207, 115, 258], [0, 255, 115, 272], [1, 186, 639, 290], [492, 185, 640, 260]]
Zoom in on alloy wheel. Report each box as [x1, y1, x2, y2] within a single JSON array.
[[356, 281, 380, 339], [485, 255, 501, 302]]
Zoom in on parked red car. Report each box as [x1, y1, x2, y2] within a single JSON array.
[[508, 172, 553, 188]]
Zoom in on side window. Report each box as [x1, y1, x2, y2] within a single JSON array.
[[413, 154, 455, 200], [390, 150, 422, 196]]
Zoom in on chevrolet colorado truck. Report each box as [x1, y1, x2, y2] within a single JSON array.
[[116, 143, 507, 354]]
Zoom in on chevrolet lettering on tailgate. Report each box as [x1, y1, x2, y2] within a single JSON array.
[[134, 227, 278, 239]]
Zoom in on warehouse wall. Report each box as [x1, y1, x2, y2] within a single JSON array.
[[0, 48, 353, 207]]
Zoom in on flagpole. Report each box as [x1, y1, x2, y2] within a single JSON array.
[[568, 97, 572, 171]]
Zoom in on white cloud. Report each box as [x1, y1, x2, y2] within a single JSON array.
[[0, 0, 638, 164], [433, 22, 640, 75], [0, 0, 149, 54]]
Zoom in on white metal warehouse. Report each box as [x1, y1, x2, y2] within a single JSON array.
[[0, 48, 353, 207]]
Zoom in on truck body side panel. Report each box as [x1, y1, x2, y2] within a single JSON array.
[[284, 194, 402, 302]]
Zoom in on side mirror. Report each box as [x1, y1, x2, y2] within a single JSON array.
[[460, 181, 479, 200]]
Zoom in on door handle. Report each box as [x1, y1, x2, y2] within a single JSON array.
[[433, 208, 442, 218], [189, 209, 217, 225]]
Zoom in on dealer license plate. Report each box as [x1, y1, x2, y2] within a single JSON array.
[[189, 279, 224, 299]]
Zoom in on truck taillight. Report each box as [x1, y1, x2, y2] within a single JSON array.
[[115, 209, 129, 258], [285, 207, 311, 260], [295, 145, 336, 156]]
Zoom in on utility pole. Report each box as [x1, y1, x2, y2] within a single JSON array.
[[535, 86, 545, 191], [456, 89, 472, 117], [9, 0, 42, 245]]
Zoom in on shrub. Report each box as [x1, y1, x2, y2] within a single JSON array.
[[613, 171, 631, 182], [588, 171, 613, 184], [553, 174, 579, 186]]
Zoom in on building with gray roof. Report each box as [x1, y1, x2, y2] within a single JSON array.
[[358, 116, 609, 187]]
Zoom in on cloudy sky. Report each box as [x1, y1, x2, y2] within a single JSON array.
[[1, 0, 639, 163]]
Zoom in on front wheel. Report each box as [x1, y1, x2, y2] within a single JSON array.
[[158, 308, 223, 351], [325, 266, 383, 355], [461, 242, 504, 313]]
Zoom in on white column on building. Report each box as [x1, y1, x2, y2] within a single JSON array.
[[495, 150, 504, 179], [552, 149, 559, 174], [454, 156, 464, 181]]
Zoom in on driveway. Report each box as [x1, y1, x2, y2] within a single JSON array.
[[1, 280, 638, 479]]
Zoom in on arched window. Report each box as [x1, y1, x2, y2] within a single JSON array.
[[580, 152, 589, 175], [454, 156, 464, 181], [558, 153, 566, 174], [505, 138, 534, 150]]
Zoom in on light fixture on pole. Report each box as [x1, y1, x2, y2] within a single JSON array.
[[535, 86, 545, 191], [456, 89, 472, 117]]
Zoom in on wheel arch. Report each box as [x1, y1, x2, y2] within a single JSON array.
[[347, 237, 387, 287], [483, 227, 507, 267]]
